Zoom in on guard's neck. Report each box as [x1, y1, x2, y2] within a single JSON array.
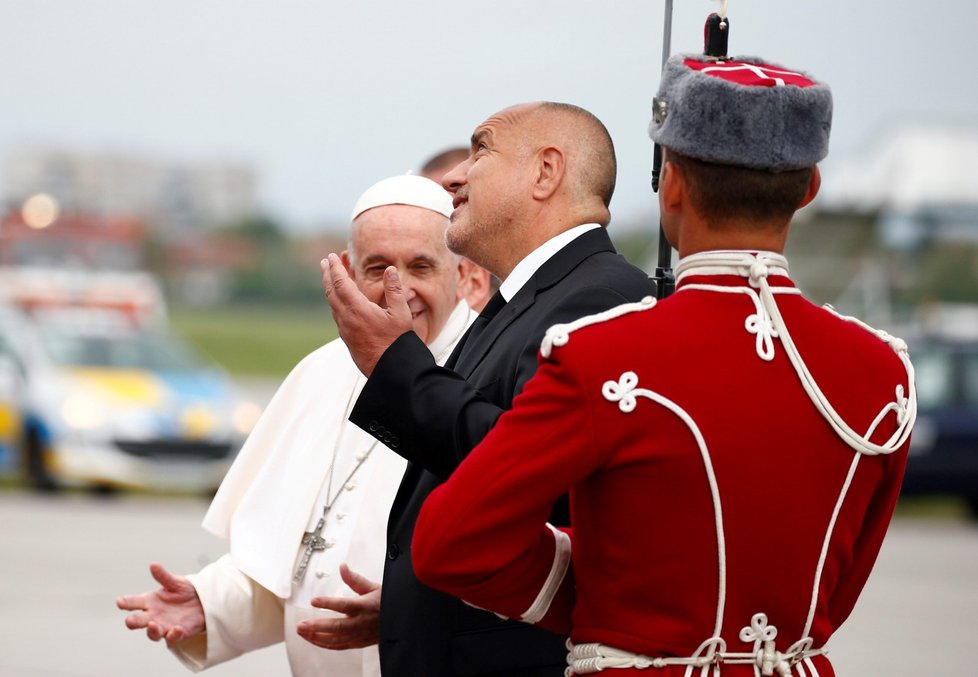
[[676, 223, 788, 259]]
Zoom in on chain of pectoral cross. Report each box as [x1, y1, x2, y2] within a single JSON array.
[[293, 436, 380, 584]]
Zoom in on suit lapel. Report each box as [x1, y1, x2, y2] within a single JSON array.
[[452, 228, 617, 378], [453, 284, 535, 377]]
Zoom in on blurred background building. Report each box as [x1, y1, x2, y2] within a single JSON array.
[[788, 122, 978, 334], [2, 146, 257, 234]]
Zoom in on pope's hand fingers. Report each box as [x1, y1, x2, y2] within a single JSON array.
[[148, 562, 183, 592], [116, 595, 147, 611], [297, 618, 343, 634], [338, 563, 380, 596], [310, 595, 363, 616], [124, 612, 150, 630], [165, 626, 187, 644], [146, 621, 166, 642], [297, 628, 341, 649], [296, 624, 361, 651]]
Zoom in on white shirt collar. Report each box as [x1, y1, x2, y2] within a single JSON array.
[[426, 299, 476, 365], [498, 223, 602, 302]]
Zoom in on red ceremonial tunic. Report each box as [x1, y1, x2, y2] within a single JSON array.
[[413, 251, 914, 677]]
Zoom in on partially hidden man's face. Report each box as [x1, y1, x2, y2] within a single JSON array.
[[344, 204, 460, 345], [440, 104, 535, 272]]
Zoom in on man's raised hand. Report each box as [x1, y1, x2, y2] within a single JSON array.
[[320, 253, 412, 376]]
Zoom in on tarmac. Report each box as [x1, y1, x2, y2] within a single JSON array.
[[0, 490, 975, 676]]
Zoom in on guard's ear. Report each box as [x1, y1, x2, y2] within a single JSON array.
[[798, 165, 822, 210], [659, 159, 685, 216], [340, 250, 355, 279], [531, 146, 566, 201]]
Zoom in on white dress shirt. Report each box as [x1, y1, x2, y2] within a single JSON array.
[[498, 223, 601, 301]]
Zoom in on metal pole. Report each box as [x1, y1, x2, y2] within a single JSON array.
[[652, 0, 676, 299], [661, 0, 673, 69]]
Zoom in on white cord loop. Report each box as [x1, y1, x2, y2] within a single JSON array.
[[737, 614, 789, 676], [675, 251, 916, 459], [601, 371, 640, 412], [744, 305, 778, 361], [541, 297, 656, 358], [749, 259, 770, 288]]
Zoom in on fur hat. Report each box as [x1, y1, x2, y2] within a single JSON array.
[[351, 174, 453, 221], [648, 54, 833, 171]]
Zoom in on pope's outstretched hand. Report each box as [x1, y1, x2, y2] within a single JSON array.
[[320, 253, 412, 377], [297, 563, 381, 650], [116, 562, 206, 646]]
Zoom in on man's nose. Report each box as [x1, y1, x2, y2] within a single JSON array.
[[441, 158, 469, 194]]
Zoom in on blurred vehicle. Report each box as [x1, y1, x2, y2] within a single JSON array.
[[903, 337, 978, 515], [0, 274, 261, 492], [0, 328, 24, 473], [0, 265, 166, 325]]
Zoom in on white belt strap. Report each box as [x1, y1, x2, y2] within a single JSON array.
[[567, 637, 825, 676]]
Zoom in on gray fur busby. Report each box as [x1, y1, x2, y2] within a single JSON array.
[[648, 54, 833, 171]]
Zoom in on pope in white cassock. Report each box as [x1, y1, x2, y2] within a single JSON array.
[[117, 174, 476, 676]]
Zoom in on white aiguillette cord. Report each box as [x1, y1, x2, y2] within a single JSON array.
[[676, 250, 916, 458]]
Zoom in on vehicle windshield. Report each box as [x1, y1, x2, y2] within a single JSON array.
[[39, 329, 206, 371], [913, 348, 953, 409]]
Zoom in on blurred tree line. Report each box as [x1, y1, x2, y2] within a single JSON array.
[[222, 215, 328, 306], [152, 206, 978, 324], [152, 213, 343, 309]]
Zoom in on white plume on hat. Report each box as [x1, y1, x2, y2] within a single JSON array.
[[351, 174, 453, 221]]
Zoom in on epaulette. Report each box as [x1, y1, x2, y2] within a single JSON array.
[[821, 304, 909, 356], [540, 296, 657, 359]]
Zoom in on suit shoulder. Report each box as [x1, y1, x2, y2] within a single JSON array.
[[541, 295, 658, 358], [579, 251, 655, 288]]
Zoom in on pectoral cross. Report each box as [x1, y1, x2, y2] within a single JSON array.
[[293, 515, 330, 583]]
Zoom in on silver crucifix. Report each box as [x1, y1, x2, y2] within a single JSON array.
[[293, 516, 330, 583]]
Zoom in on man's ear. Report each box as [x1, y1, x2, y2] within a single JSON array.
[[340, 251, 355, 279], [456, 257, 491, 308], [454, 257, 469, 302], [660, 159, 685, 216], [798, 165, 822, 210], [531, 146, 566, 201]]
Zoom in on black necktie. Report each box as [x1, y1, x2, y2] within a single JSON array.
[[452, 291, 506, 370], [476, 290, 506, 322]]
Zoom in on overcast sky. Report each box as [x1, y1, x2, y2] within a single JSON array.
[[1, 0, 975, 233]]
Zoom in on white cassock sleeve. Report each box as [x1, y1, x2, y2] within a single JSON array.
[[168, 554, 285, 671]]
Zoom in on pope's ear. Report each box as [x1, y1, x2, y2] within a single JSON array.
[[340, 251, 355, 278]]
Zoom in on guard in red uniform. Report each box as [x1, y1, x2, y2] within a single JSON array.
[[412, 53, 916, 677]]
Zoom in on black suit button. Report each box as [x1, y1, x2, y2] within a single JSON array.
[[368, 421, 378, 432], [389, 436, 400, 449], [387, 543, 400, 560]]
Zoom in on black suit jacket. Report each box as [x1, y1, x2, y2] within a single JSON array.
[[351, 227, 656, 676]]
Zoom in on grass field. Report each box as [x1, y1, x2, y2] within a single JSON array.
[[170, 304, 338, 377]]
